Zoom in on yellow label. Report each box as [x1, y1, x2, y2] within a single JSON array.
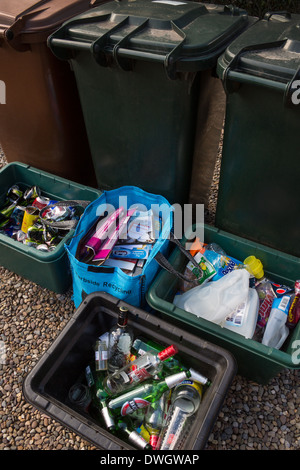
[[21, 207, 39, 233], [137, 424, 150, 442], [176, 380, 203, 398]]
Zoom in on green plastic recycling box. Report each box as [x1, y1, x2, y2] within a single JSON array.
[[216, 12, 300, 257], [48, 0, 253, 205]]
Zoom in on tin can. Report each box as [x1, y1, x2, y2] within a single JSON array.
[[21, 206, 39, 233]]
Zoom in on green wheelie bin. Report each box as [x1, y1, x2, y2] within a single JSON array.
[[216, 11, 300, 257], [48, 0, 255, 205]]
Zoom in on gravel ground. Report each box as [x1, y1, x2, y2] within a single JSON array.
[[0, 147, 299, 452]]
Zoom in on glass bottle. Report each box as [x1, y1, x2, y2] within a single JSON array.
[[156, 380, 202, 450], [107, 370, 192, 418], [107, 306, 134, 373], [116, 417, 152, 450], [90, 370, 116, 433], [94, 340, 108, 371], [68, 383, 92, 413], [103, 343, 178, 395], [144, 392, 168, 449]]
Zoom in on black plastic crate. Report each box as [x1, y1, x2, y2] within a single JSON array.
[[23, 292, 237, 450]]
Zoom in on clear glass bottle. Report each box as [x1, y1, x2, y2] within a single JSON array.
[[103, 343, 178, 394], [68, 383, 92, 413], [94, 340, 108, 371], [156, 380, 202, 450], [107, 306, 134, 373]]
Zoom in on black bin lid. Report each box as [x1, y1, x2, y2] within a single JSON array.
[[49, 0, 253, 79], [217, 12, 300, 102]]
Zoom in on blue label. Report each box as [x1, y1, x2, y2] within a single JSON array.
[[272, 296, 290, 314]]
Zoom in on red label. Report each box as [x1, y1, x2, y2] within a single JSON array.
[[121, 398, 150, 416], [167, 433, 175, 445], [149, 435, 158, 448], [129, 368, 152, 382]]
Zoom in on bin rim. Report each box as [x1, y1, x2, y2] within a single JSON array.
[[0, 161, 101, 263]]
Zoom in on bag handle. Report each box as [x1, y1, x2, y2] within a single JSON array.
[[154, 231, 203, 283], [39, 200, 91, 231]]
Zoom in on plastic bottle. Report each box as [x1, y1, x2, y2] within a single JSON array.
[[223, 287, 259, 339], [156, 380, 202, 450], [103, 344, 178, 395], [262, 295, 291, 349], [244, 255, 276, 338], [107, 306, 134, 373], [107, 370, 192, 417], [179, 250, 216, 292], [287, 280, 300, 329]]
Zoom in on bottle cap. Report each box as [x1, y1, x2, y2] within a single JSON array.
[[188, 237, 206, 256], [158, 344, 178, 362], [118, 306, 129, 326], [243, 256, 264, 280]]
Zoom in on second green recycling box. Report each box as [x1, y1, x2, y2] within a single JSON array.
[[48, 0, 253, 205]]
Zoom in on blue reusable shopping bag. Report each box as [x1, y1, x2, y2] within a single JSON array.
[[65, 186, 174, 308]]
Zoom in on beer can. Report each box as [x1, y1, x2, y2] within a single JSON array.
[[21, 206, 39, 233]]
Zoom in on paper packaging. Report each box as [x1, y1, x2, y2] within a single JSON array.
[[104, 258, 137, 271], [111, 244, 152, 260], [119, 209, 162, 244]]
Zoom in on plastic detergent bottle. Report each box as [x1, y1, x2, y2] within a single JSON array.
[[223, 286, 259, 339], [262, 295, 291, 349]]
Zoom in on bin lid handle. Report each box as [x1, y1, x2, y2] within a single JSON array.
[[110, 17, 186, 80], [222, 39, 288, 94], [112, 17, 150, 72]]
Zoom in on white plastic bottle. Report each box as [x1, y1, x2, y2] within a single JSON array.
[[262, 296, 291, 349], [223, 287, 259, 339]]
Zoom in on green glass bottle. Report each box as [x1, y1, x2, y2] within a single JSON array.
[[107, 370, 191, 418], [116, 417, 152, 450], [87, 366, 116, 433]]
